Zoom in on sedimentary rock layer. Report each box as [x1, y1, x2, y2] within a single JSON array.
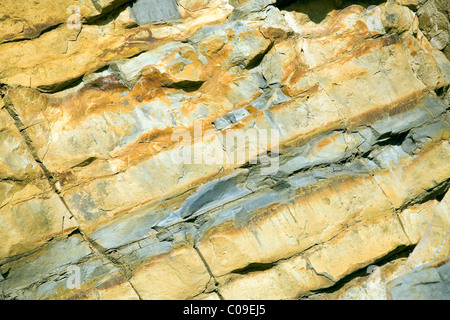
[[0, 0, 449, 299]]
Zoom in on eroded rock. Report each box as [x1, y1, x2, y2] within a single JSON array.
[[0, 0, 449, 300]]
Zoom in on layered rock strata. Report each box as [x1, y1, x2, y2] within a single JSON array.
[[0, 0, 449, 299]]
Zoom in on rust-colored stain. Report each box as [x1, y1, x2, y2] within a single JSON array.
[[260, 26, 287, 40], [315, 132, 340, 150], [125, 27, 156, 44], [288, 65, 309, 87], [84, 74, 128, 91], [345, 88, 428, 130], [245, 105, 259, 114], [381, 34, 400, 47]]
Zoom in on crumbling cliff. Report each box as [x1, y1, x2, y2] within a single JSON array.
[[0, 0, 449, 300]]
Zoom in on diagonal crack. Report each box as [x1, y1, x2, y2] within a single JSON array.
[[2, 92, 143, 300], [368, 171, 413, 245], [193, 246, 225, 300]]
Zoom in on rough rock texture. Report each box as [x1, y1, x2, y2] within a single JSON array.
[[0, 0, 449, 300], [416, 0, 450, 58], [388, 258, 450, 299]]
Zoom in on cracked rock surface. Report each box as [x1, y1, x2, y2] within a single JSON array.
[[0, 0, 449, 300]]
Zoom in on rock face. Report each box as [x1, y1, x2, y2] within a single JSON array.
[[388, 259, 450, 300], [0, 0, 449, 300], [416, 0, 450, 59]]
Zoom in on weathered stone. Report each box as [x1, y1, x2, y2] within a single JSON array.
[[219, 255, 333, 299], [305, 258, 408, 300], [0, 2, 233, 91], [130, 0, 182, 25], [364, 140, 450, 209], [387, 258, 450, 300], [0, 109, 77, 262], [304, 214, 410, 282], [128, 245, 210, 299], [1, 0, 449, 300], [196, 173, 395, 277], [109, 41, 206, 89], [0, 234, 92, 296], [0, 0, 127, 44], [399, 190, 450, 273], [417, 0, 450, 57]]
